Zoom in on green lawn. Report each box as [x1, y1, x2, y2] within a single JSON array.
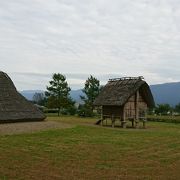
[[0, 116, 180, 180]]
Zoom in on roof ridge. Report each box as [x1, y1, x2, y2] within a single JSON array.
[[109, 76, 144, 82]]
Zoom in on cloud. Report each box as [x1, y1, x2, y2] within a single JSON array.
[[9, 72, 124, 90], [0, 0, 180, 89]]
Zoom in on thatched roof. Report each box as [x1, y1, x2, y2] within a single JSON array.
[[94, 77, 155, 108], [0, 71, 46, 122]]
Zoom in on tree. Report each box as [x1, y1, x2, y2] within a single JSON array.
[[45, 73, 71, 116], [33, 92, 46, 106], [61, 98, 77, 115], [80, 75, 101, 116], [175, 103, 180, 113], [154, 104, 172, 115]]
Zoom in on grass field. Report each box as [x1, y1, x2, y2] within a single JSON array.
[[0, 116, 180, 180]]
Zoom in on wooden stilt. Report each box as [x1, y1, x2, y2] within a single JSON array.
[[101, 106, 103, 126], [112, 115, 115, 128], [135, 90, 139, 128], [135, 120, 139, 128], [101, 119, 103, 126], [143, 110, 147, 129], [122, 121, 126, 128], [132, 119, 135, 128], [143, 118, 147, 128], [121, 107, 126, 128]]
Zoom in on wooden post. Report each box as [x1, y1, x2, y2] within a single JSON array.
[[101, 106, 103, 126], [143, 119, 146, 128], [135, 90, 139, 128], [101, 118, 103, 126], [143, 110, 147, 128], [121, 107, 126, 128], [101, 106, 103, 119], [112, 115, 115, 128], [132, 119, 135, 128]]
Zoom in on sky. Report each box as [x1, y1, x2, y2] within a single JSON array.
[[0, 0, 180, 90]]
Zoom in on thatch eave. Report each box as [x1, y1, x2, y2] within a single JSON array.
[[94, 78, 155, 108], [0, 71, 46, 122]]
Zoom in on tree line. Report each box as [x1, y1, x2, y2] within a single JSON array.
[[33, 73, 180, 117], [33, 73, 101, 117], [153, 103, 180, 116]]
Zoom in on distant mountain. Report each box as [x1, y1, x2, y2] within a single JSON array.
[[150, 82, 180, 106], [20, 82, 180, 106], [20, 89, 84, 103], [70, 89, 84, 103], [20, 90, 44, 101]]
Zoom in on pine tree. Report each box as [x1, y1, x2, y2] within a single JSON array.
[[80, 75, 101, 116], [45, 73, 71, 116]]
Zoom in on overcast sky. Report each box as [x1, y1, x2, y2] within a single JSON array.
[[0, 0, 180, 90]]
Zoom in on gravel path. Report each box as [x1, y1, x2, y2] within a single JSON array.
[[0, 121, 74, 135]]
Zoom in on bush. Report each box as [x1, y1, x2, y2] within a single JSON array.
[[66, 106, 77, 115], [60, 106, 77, 115], [77, 105, 93, 117], [43, 108, 58, 114], [61, 109, 69, 115], [147, 115, 180, 123]]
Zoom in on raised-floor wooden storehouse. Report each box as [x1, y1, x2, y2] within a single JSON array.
[[94, 77, 155, 128], [0, 71, 46, 122]]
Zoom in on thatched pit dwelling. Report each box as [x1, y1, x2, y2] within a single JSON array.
[[94, 77, 155, 128], [0, 71, 46, 122]]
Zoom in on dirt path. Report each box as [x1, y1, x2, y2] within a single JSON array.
[[0, 120, 74, 135]]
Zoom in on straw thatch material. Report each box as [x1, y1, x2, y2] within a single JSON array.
[[0, 71, 46, 122], [94, 77, 154, 108]]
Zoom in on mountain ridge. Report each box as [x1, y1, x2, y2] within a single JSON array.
[[20, 82, 180, 106]]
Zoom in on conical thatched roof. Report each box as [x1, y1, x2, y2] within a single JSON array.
[[0, 71, 46, 122], [94, 77, 155, 108]]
